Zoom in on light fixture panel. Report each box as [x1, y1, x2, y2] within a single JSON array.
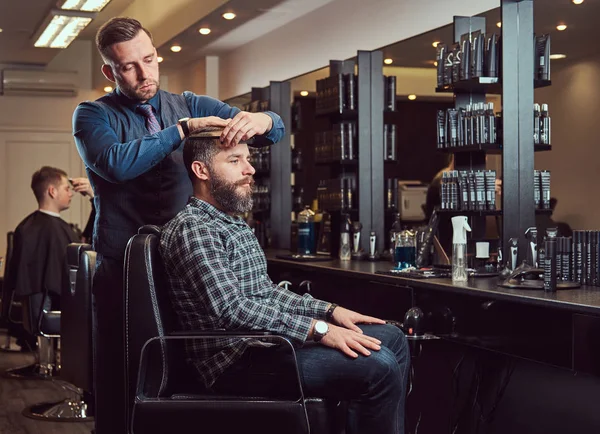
[[33, 10, 95, 49], [60, 0, 112, 12]]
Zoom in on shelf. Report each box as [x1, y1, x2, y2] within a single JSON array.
[[437, 144, 552, 154], [437, 208, 553, 216], [315, 159, 358, 166], [315, 109, 358, 121], [437, 209, 502, 217], [435, 77, 551, 95]]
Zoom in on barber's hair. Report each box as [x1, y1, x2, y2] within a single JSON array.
[[31, 166, 68, 204], [96, 17, 153, 62], [183, 128, 224, 182]]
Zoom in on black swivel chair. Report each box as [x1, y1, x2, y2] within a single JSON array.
[[23, 243, 96, 421], [0, 231, 26, 354], [124, 225, 343, 434]]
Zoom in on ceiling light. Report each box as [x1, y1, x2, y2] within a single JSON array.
[[0, 29, 3, 33], [408, 94, 417, 100], [384, 58, 393, 65], [170, 45, 182, 53], [572, 0, 584, 4], [222, 12, 236, 20], [33, 10, 94, 49], [60, 0, 112, 12], [103, 86, 113, 92], [497, 22, 502, 28], [199, 27, 211, 35], [300, 91, 309, 96], [556, 24, 567, 31], [432, 41, 440, 48], [157, 56, 163, 63], [549, 54, 567, 60]]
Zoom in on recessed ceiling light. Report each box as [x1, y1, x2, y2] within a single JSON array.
[[300, 91, 309, 97], [408, 94, 417, 100], [222, 12, 236, 20], [0, 28, 3, 33], [556, 24, 567, 31], [572, 0, 583, 4], [497, 21, 502, 28], [103, 86, 113, 92], [157, 56, 163, 63], [432, 41, 440, 48], [384, 58, 393, 65], [170, 45, 181, 53], [199, 27, 211, 35], [549, 54, 567, 60]]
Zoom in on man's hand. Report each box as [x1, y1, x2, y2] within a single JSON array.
[[331, 306, 386, 334], [186, 116, 232, 139], [221, 112, 273, 147], [70, 177, 94, 198], [321, 324, 382, 358]]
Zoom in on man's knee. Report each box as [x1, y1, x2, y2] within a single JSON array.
[[364, 347, 403, 394], [366, 323, 408, 355]]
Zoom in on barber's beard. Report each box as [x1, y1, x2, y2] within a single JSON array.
[[119, 79, 160, 101], [208, 168, 255, 214]]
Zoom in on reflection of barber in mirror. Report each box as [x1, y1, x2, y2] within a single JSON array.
[[160, 128, 410, 434]]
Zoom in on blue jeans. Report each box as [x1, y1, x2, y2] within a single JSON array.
[[213, 323, 409, 434]]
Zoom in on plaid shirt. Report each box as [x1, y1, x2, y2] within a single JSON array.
[[160, 197, 330, 388]]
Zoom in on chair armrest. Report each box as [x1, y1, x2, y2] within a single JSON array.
[[169, 329, 274, 337], [136, 333, 305, 402]]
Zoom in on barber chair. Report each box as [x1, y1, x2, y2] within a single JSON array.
[[0, 231, 27, 354], [22, 243, 96, 421], [124, 225, 343, 434]]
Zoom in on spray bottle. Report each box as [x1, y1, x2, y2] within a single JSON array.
[[451, 216, 472, 282]]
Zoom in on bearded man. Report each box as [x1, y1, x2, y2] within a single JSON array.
[[160, 129, 410, 434]]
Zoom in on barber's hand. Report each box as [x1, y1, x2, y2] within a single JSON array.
[[70, 177, 94, 198], [187, 116, 232, 137], [331, 306, 386, 334], [321, 324, 382, 358], [221, 112, 273, 147]]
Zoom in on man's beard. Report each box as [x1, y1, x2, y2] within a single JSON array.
[[118, 79, 159, 101], [208, 168, 254, 214]]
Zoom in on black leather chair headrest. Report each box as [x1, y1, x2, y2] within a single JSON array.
[[67, 243, 92, 268], [138, 225, 161, 236]]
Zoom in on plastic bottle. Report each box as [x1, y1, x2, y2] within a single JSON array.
[[339, 214, 352, 261], [451, 216, 472, 282]]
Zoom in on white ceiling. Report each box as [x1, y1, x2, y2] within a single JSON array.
[[0, 0, 333, 68]]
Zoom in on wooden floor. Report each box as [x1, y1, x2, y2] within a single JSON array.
[[0, 333, 94, 434]]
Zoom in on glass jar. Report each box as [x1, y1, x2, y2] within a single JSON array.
[[394, 229, 416, 269], [297, 206, 315, 255]]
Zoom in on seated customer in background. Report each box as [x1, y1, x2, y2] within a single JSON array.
[[160, 129, 410, 434], [5, 166, 94, 309]]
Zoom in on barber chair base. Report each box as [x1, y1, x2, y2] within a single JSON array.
[[3, 362, 56, 380], [22, 396, 93, 422]]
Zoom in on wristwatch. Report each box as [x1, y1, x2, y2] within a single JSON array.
[[313, 320, 329, 342], [178, 117, 190, 137]]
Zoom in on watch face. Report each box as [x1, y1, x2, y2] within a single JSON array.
[[315, 321, 328, 335]]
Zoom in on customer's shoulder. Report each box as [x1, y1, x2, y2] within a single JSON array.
[[162, 204, 216, 236]]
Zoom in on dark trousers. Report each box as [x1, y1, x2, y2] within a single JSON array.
[[93, 257, 127, 434], [213, 324, 409, 434]]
